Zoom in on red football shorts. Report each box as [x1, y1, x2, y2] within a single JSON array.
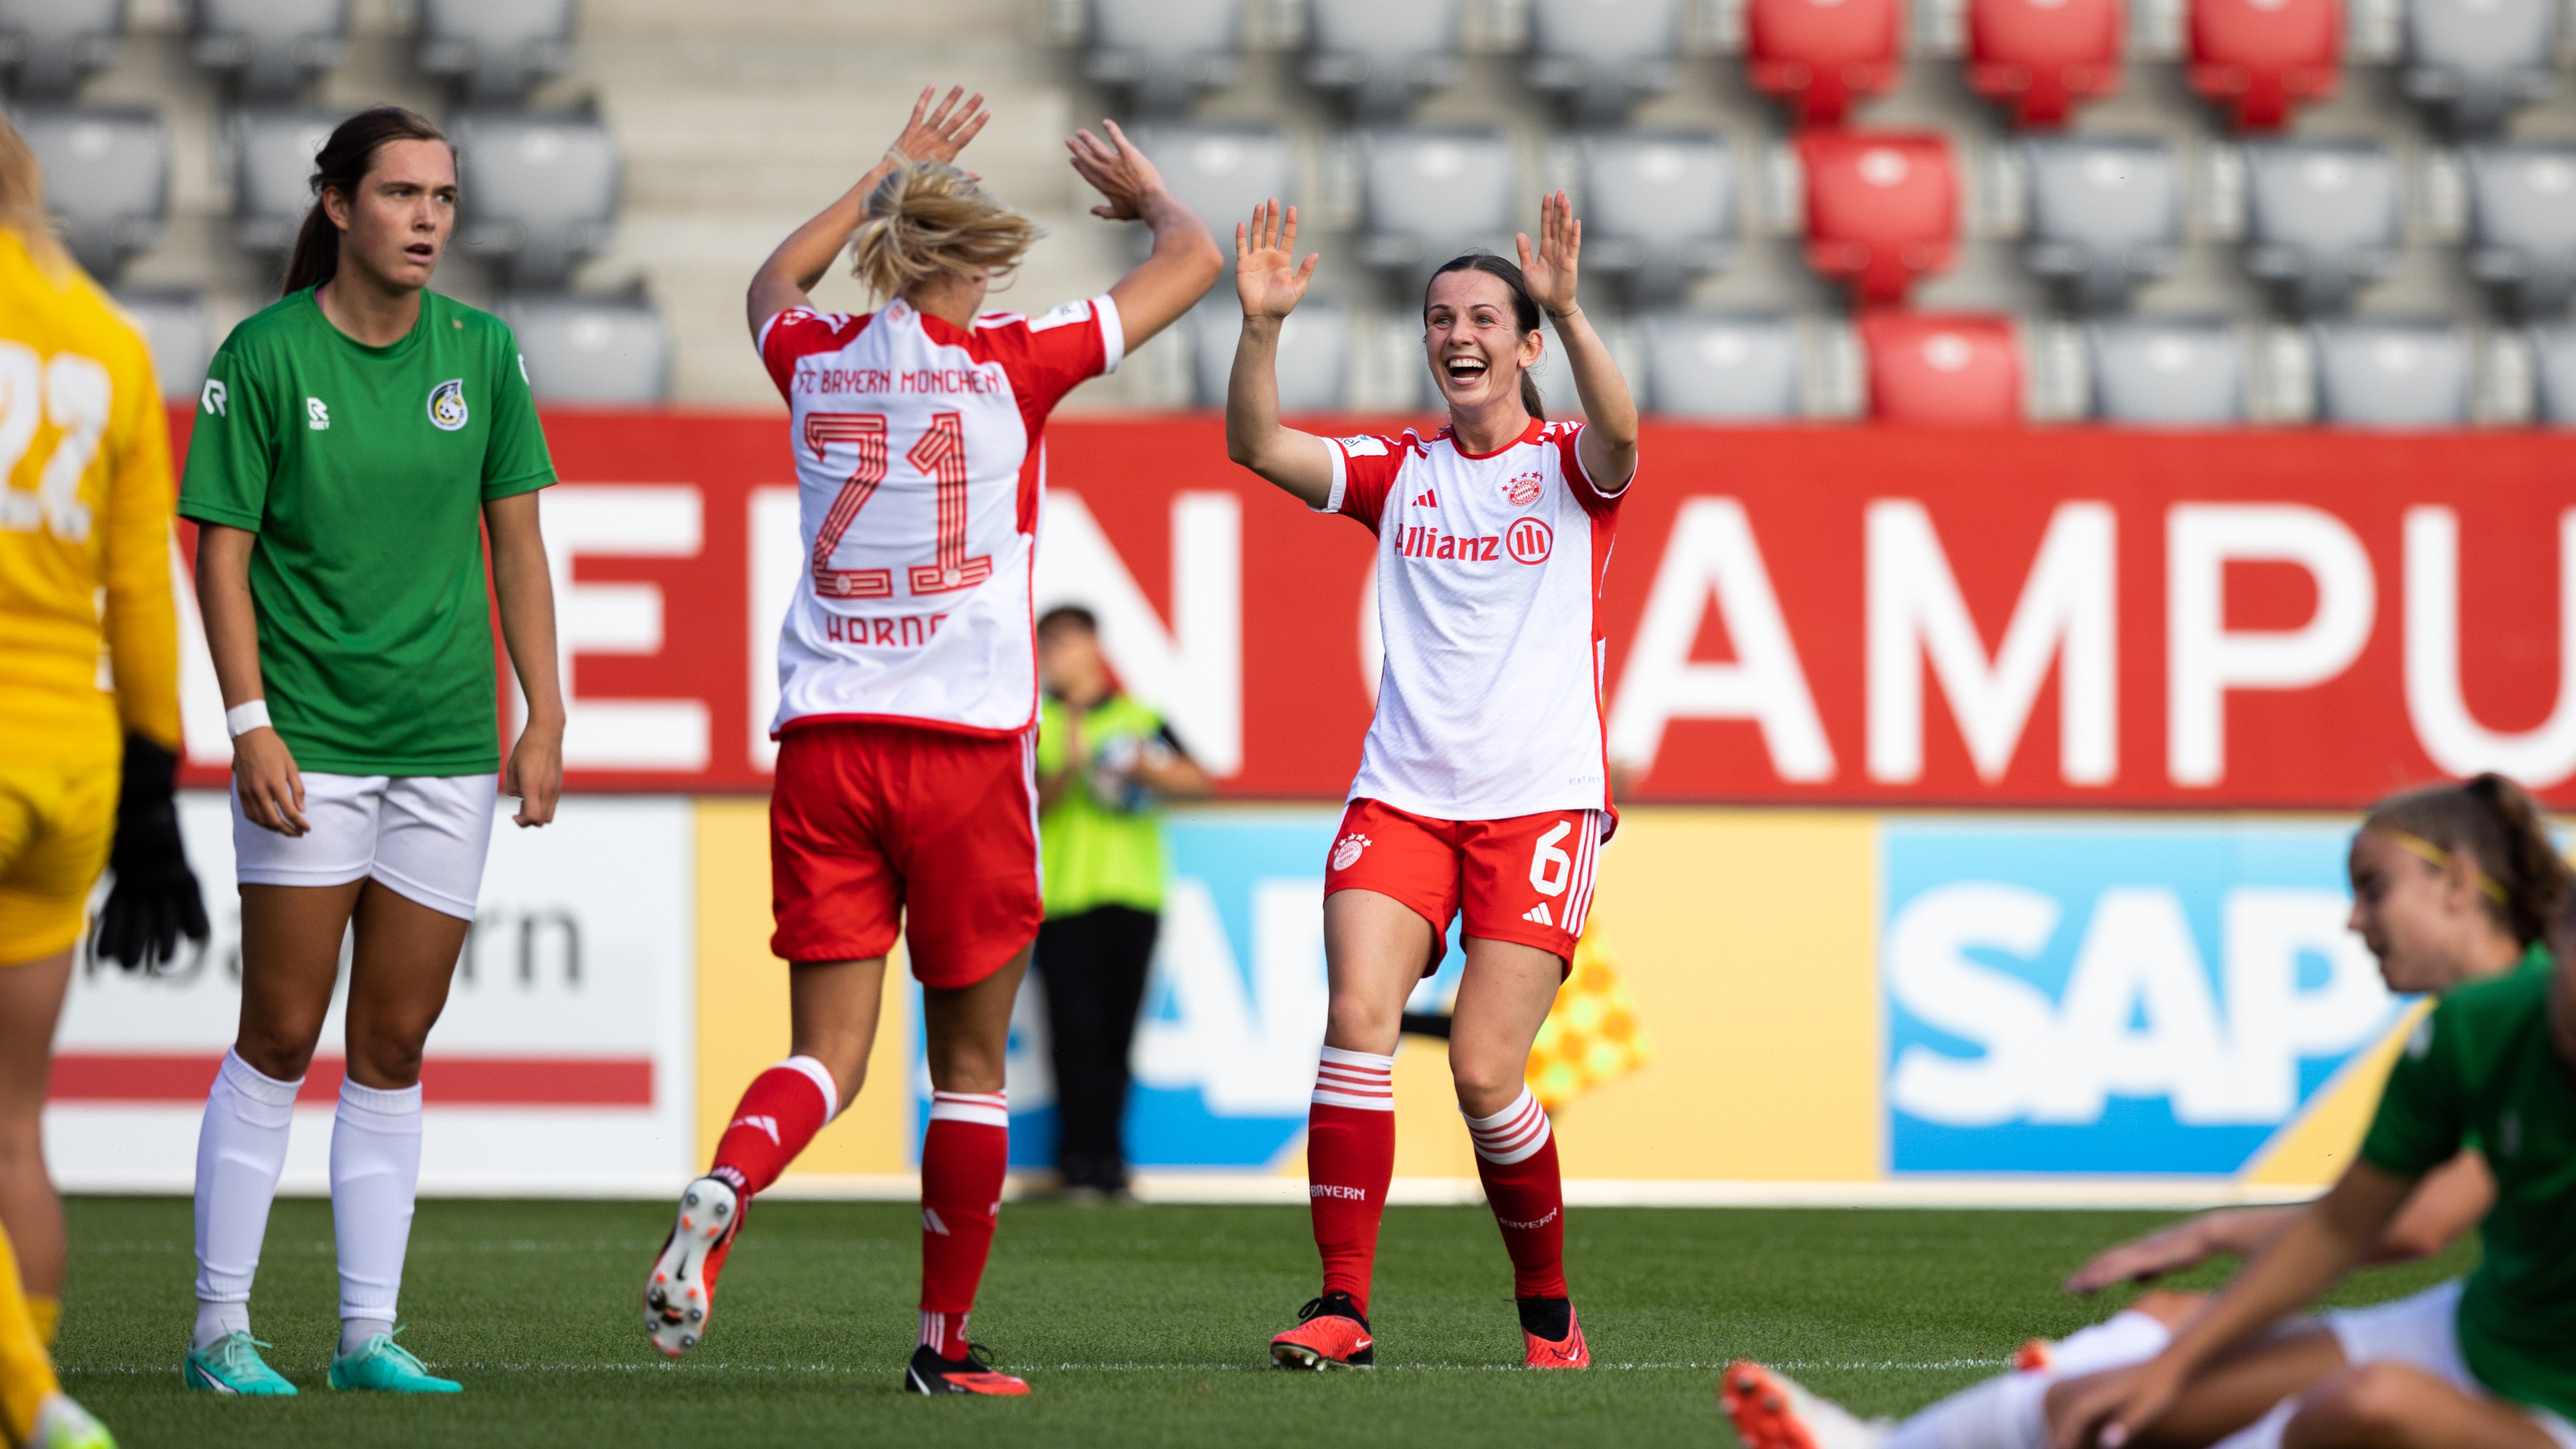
[[769, 720, 1042, 989], [1322, 798, 1605, 969]]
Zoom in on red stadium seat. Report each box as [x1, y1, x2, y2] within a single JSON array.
[[1747, 0, 1902, 127], [2188, 0, 2340, 131], [1862, 313, 2023, 424], [1799, 131, 1958, 304], [1968, 0, 2123, 127]]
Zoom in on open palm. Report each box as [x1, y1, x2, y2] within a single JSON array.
[[1235, 199, 1318, 320], [1517, 189, 1582, 316]]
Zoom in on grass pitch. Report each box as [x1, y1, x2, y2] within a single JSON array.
[[57, 1195, 2472, 1448]]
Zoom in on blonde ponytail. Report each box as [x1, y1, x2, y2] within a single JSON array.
[[848, 162, 1045, 302]]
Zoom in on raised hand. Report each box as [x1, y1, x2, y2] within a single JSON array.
[[1517, 189, 1582, 318], [1235, 200, 1318, 321], [886, 85, 988, 170], [1066, 119, 1170, 221], [2063, 1221, 2213, 1295]]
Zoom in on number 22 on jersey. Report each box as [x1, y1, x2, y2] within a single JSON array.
[[800, 409, 989, 601], [0, 342, 111, 544]]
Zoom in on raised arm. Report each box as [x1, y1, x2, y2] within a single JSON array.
[[1517, 191, 1637, 492], [1223, 200, 1334, 507], [1067, 120, 1225, 350], [745, 86, 990, 339]]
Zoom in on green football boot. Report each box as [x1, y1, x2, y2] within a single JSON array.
[[182, 1331, 298, 1395], [328, 1329, 460, 1393], [29, 1392, 117, 1449]]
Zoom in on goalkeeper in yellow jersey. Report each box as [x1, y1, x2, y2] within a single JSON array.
[[0, 114, 208, 1447]]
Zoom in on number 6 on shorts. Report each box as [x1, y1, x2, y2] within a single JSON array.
[[1528, 820, 1573, 897]]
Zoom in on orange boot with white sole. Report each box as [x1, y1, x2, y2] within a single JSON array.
[[1721, 1361, 1893, 1449]]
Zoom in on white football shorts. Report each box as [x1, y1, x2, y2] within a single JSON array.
[[2325, 1279, 2576, 1449], [230, 772, 499, 920]]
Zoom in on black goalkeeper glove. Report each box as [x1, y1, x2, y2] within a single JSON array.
[[95, 734, 210, 972]]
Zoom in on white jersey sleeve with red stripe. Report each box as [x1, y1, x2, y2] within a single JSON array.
[[757, 294, 1124, 736], [1321, 419, 1628, 832]]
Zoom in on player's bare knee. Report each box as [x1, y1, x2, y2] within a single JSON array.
[[1445, 1047, 1521, 1116], [2131, 1289, 2205, 1327], [235, 1018, 326, 1081], [2311, 1363, 2418, 1432], [1323, 993, 1399, 1054]]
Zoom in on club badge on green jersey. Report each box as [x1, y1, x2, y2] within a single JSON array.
[[427, 378, 469, 431]]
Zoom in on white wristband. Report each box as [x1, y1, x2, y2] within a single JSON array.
[[225, 700, 271, 739]]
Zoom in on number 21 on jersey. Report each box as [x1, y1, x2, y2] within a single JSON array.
[[800, 409, 990, 601]]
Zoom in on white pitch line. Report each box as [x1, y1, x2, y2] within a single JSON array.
[[69, 1357, 2008, 1377]]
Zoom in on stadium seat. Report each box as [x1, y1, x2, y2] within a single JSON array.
[[2188, 0, 2339, 131], [1746, 0, 1900, 127], [190, 0, 349, 100], [1354, 128, 1517, 287], [1640, 311, 1803, 421], [2530, 323, 2576, 425], [1191, 299, 1348, 412], [1084, 0, 1240, 115], [14, 107, 165, 280], [2240, 141, 2398, 315], [2310, 320, 2472, 428], [418, 0, 573, 104], [110, 289, 212, 403], [2400, 0, 2555, 137], [2086, 318, 2247, 424], [1126, 125, 1293, 256], [2466, 144, 2576, 317], [1862, 313, 2023, 424], [1529, 0, 1682, 122], [0, 0, 122, 99], [1575, 132, 1736, 305], [231, 109, 341, 255], [1799, 131, 1958, 305], [450, 109, 619, 288], [2021, 137, 2182, 314], [1306, 0, 1461, 118], [501, 293, 671, 405], [1968, 0, 2122, 128]]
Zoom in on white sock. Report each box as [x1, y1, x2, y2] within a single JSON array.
[[1883, 1370, 2051, 1449], [339, 1316, 395, 1358], [2053, 1310, 2172, 1376], [330, 1077, 423, 1350], [192, 1050, 301, 1349], [2212, 1398, 2296, 1449]]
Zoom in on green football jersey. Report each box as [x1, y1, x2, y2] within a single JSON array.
[[178, 288, 555, 775], [2360, 944, 2576, 1420]]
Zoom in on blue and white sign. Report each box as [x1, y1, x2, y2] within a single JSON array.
[[1883, 819, 2404, 1176]]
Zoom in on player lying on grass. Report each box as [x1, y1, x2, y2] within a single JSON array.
[[1226, 195, 1639, 1371], [640, 86, 1220, 1396], [1724, 771, 2572, 1449]]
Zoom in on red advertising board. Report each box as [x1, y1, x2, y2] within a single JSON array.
[[168, 408, 2576, 807]]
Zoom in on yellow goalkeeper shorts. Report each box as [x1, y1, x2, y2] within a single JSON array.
[[0, 757, 118, 963]]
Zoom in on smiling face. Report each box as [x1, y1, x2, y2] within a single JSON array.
[[2347, 828, 2517, 994], [323, 137, 456, 294], [1422, 266, 1540, 416]]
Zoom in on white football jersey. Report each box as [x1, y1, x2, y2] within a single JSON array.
[[758, 294, 1123, 737], [1321, 419, 1629, 830]]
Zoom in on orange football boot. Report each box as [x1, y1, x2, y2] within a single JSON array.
[[904, 1342, 1029, 1395], [1721, 1360, 1892, 1449], [1519, 1298, 1590, 1369], [1269, 1292, 1374, 1370]]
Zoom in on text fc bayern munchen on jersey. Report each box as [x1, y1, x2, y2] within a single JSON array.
[[758, 293, 1125, 736], [1321, 418, 1630, 832]]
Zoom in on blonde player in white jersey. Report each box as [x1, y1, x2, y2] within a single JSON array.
[[637, 88, 1222, 1395], [1226, 195, 1640, 1372]]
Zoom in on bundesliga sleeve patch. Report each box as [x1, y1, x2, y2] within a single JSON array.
[[1027, 299, 1093, 333], [1338, 436, 1389, 456]]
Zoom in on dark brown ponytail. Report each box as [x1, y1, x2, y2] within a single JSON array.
[[1426, 251, 1546, 422], [2367, 773, 2574, 947], [281, 106, 449, 297]]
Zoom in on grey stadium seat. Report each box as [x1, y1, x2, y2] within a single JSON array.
[[2399, 0, 2555, 137], [2022, 137, 2182, 315], [1125, 125, 1292, 256], [231, 109, 341, 254], [190, 0, 349, 100], [2465, 144, 2576, 318], [1354, 129, 1516, 288], [2241, 142, 2399, 315], [1528, 0, 1681, 122], [2311, 320, 2472, 428], [111, 290, 211, 402], [1307, 0, 1462, 118], [1084, 0, 1240, 116], [1576, 132, 1735, 305], [2530, 323, 2576, 426], [419, 0, 573, 104], [501, 293, 670, 405], [1640, 311, 1802, 421], [451, 109, 618, 288], [14, 107, 165, 280], [0, 0, 123, 100], [1190, 299, 1348, 413], [2086, 318, 2245, 425]]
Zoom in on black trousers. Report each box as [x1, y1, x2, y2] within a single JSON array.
[[1034, 904, 1160, 1189]]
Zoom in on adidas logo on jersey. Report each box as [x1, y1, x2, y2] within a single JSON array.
[[1523, 902, 1554, 927], [1411, 487, 1438, 508]]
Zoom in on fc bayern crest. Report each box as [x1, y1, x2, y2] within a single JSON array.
[[1504, 471, 1543, 507], [426, 378, 469, 431]]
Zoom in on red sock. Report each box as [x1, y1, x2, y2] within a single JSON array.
[[1307, 1046, 1396, 1315], [919, 1309, 971, 1359], [918, 1091, 1008, 1320], [709, 1056, 838, 1197], [1467, 1086, 1568, 1300]]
